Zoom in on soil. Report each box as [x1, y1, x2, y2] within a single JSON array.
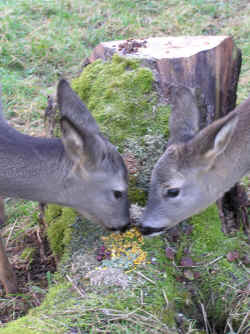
[[117, 39, 147, 54], [0, 228, 56, 324]]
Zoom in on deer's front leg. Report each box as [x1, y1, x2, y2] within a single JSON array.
[[0, 197, 17, 294]]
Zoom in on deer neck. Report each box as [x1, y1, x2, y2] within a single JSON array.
[[0, 123, 70, 205]]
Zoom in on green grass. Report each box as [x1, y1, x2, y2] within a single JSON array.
[[3, 199, 39, 241], [1, 0, 250, 127]]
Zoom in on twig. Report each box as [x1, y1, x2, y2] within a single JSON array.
[[162, 288, 169, 307], [140, 289, 144, 305], [225, 320, 234, 334], [6, 219, 18, 248], [139, 308, 170, 324], [100, 307, 141, 317], [135, 271, 156, 284], [176, 255, 224, 269], [205, 255, 224, 267], [239, 261, 250, 274], [200, 302, 211, 334], [10, 55, 26, 69], [66, 274, 85, 298], [104, 313, 169, 333], [237, 311, 249, 334]]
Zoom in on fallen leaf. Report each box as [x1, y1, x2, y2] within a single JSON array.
[[226, 251, 240, 262], [165, 247, 175, 260], [193, 271, 201, 279], [180, 256, 194, 267]]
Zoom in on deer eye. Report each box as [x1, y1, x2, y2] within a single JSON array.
[[164, 188, 180, 198], [113, 190, 123, 199]]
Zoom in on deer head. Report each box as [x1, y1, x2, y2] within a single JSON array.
[[140, 86, 242, 235], [0, 80, 130, 232]]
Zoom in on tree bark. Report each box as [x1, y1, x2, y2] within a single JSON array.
[[0, 197, 17, 294], [88, 36, 247, 235]]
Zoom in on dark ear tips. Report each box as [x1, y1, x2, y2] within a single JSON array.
[[60, 115, 83, 138], [58, 78, 69, 89], [57, 78, 100, 134], [57, 79, 70, 98]]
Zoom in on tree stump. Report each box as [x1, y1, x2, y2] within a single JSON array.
[[87, 36, 247, 235]]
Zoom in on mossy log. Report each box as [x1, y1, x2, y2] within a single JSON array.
[[88, 36, 246, 235]]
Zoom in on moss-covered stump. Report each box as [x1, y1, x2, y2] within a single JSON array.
[[2, 55, 249, 333], [45, 205, 76, 259]]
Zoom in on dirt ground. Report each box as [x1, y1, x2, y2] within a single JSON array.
[[0, 229, 56, 324]]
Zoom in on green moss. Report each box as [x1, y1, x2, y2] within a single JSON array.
[[0, 283, 74, 334], [8, 204, 246, 333], [185, 205, 249, 326], [45, 204, 77, 258], [44, 204, 62, 221], [139, 243, 190, 328], [190, 205, 234, 253], [141, 206, 249, 330], [1, 278, 176, 334], [20, 247, 35, 263], [72, 55, 170, 149], [128, 175, 147, 206]]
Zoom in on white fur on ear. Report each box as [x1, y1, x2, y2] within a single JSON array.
[[214, 116, 238, 153], [166, 144, 179, 157], [169, 86, 201, 144], [61, 118, 83, 163], [205, 115, 238, 162]]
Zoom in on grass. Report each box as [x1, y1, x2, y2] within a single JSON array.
[[3, 199, 39, 240], [0, 0, 250, 333], [1, 0, 250, 130]]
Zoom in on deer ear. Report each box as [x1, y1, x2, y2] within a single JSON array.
[[169, 86, 201, 144], [60, 117, 85, 167], [57, 79, 100, 134], [60, 117, 106, 170], [199, 113, 238, 169]]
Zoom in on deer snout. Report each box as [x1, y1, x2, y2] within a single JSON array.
[[119, 221, 132, 233], [108, 221, 131, 233], [139, 224, 166, 236]]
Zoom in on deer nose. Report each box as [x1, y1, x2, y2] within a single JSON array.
[[139, 225, 165, 236], [108, 221, 131, 233], [119, 221, 131, 233]]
